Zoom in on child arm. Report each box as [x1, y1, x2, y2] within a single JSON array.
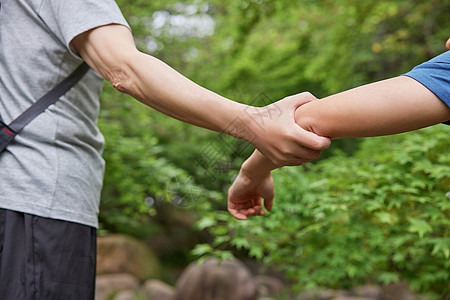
[[295, 76, 450, 139], [228, 75, 450, 220]]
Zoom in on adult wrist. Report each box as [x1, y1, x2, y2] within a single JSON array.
[[221, 103, 262, 144]]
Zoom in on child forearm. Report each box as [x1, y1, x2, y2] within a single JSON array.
[[294, 76, 450, 139], [240, 150, 277, 180], [240, 75, 450, 179]]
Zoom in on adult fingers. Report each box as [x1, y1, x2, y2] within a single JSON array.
[[291, 125, 331, 151], [282, 92, 318, 109], [272, 146, 322, 166]]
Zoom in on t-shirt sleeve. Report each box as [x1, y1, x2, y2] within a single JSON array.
[[402, 51, 450, 125], [37, 0, 131, 59]]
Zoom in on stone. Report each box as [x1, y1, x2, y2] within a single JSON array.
[[351, 285, 382, 299], [256, 275, 284, 297], [174, 258, 258, 300], [142, 279, 175, 300], [114, 290, 138, 300], [95, 273, 140, 300], [146, 205, 207, 260], [333, 297, 373, 300], [97, 234, 161, 281], [319, 290, 351, 300], [297, 289, 350, 300], [382, 282, 419, 300]]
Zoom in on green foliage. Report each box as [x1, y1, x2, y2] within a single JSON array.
[[98, 84, 221, 236], [204, 126, 449, 297], [97, 0, 450, 295], [187, 0, 450, 100]]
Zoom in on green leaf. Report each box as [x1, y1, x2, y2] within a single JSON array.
[[249, 245, 264, 260], [231, 237, 250, 250], [191, 243, 213, 257], [430, 238, 450, 259], [374, 211, 395, 224], [195, 216, 217, 230], [408, 217, 433, 238], [378, 272, 399, 285]]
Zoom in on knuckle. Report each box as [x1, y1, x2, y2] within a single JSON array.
[[283, 95, 294, 101], [299, 91, 313, 98], [297, 91, 317, 103], [309, 150, 322, 160], [290, 159, 307, 166], [319, 138, 331, 150], [278, 143, 292, 156], [301, 149, 321, 161], [274, 159, 283, 166], [281, 149, 292, 156], [272, 157, 284, 167]]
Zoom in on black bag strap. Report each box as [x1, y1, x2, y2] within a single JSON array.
[[8, 62, 90, 134]]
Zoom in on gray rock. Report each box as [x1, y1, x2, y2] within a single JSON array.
[[382, 282, 420, 300], [297, 289, 350, 300], [351, 285, 382, 299], [256, 275, 284, 297], [333, 297, 374, 300], [114, 290, 138, 300], [97, 234, 161, 281], [174, 258, 258, 300], [142, 279, 175, 300], [95, 273, 140, 300]]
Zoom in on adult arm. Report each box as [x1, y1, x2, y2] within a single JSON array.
[[71, 24, 330, 166], [229, 75, 450, 219]]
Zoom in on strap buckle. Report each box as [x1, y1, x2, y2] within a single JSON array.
[[0, 120, 17, 152]]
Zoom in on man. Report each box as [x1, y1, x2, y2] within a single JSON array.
[[228, 39, 450, 220], [0, 0, 329, 299]]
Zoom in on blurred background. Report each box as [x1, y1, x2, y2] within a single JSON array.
[[95, 0, 450, 299]]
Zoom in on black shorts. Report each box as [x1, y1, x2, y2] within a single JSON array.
[[0, 208, 97, 300]]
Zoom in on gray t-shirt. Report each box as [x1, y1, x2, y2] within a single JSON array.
[[0, 0, 129, 227]]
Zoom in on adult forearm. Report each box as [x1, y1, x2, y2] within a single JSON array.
[[73, 25, 253, 140], [117, 52, 251, 136], [294, 76, 450, 139]]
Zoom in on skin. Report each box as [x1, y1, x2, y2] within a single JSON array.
[[228, 42, 450, 220], [71, 24, 330, 167]]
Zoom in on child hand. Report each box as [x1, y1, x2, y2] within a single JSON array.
[[227, 169, 274, 220]]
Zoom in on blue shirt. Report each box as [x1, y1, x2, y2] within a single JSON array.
[[403, 51, 450, 124]]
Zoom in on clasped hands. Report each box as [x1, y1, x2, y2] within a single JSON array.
[[228, 92, 330, 220]]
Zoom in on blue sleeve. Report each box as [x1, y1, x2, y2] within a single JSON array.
[[403, 51, 450, 125]]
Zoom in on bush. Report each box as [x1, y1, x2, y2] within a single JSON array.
[[98, 85, 221, 237], [198, 125, 450, 298]]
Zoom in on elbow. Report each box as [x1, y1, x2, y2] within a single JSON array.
[[104, 51, 141, 96], [110, 68, 131, 94]]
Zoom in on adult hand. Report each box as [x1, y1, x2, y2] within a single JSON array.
[[446, 38, 450, 50], [244, 92, 331, 167], [227, 169, 274, 220]]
